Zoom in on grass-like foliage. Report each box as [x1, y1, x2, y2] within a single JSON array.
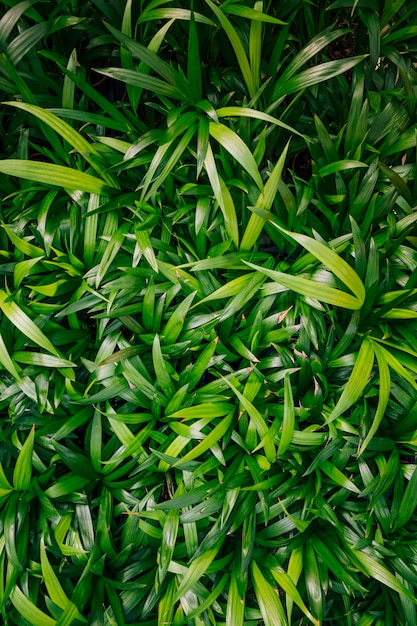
[[1, 0, 417, 624]]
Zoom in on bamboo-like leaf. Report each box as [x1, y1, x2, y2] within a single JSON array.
[[104, 22, 194, 99], [321, 460, 360, 494], [173, 543, 223, 602], [187, 338, 218, 391], [205, 0, 255, 97], [188, 8, 202, 100], [13, 426, 34, 490], [359, 340, 391, 455], [251, 561, 288, 626], [0, 160, 111, 194], [153, 334, 175, 397], [304, 542, 322, 622], [271, 567, 319, 626], [259, 217, 365, 302], [240, 142, 289, 250], [0, 290, 60, 357], [326, 339, 374, 424], [95, 67, 185, 100], [204, 143, 239, 246], [0, 2, 32, 46], [277, 372, 294, 456], [163, 291, 196, 344], [143, 124, 197, 201], [0, 333, 21, 380], [353, 549, 417, 603], [3, 101, 112, 181], [62, 48, 77, 110], [10, 586, 56, 626], [226, 567, 247, 626], [95, 221, 130, 288], [12, 351, 75, 368], [272, 56, 367, 100], [209, 121, 263, 190], [40, 536, 85, 621], [221, 375, 275, 462], [223, 4, 285, 24], [135, 228, 158, 273], [216, 106, 305, 138], [245, 262, 362, 309], [174, 412, 234, 465], [168, 403, 233, 420], [195, 273, 254, 305], [2, 223, 44, 258], [319, 160, 369, 177], [394, 465, 417, 530], [249, 1, 263, 93], [158, 509, 180, 587], [5, 17, 83, 65]]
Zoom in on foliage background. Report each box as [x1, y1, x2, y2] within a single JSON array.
[[1, 0, 417, 624]]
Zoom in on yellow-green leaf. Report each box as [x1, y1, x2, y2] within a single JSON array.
[[0, 290, 60, 357], [13, 426, 35, 490]]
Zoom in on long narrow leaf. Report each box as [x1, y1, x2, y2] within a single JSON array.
[[0, 290, 60, 356], [0, 160, 111, 194], [245, 262, 362, 309], [326, 339, 374, 424]]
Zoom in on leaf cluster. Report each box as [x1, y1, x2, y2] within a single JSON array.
[[1, 0, 417, 624]]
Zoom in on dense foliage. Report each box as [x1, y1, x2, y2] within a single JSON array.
[[1, 0, 417, 624]]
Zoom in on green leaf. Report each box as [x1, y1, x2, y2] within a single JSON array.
[[223, 5, 285, 24], [187, 9, 202, 100], [10, 586, 56, 626], [359, 340, 391, 455], [0, 332, 21, 380], [7, 15, 83, 62], [158, 509, 180, 587], [272, 56, 367, 100], [277, 372, 295, 456], [251, 561, 288, 626], [40, 536, 86, 621], [394, 465, 417, 530], [173, 543, 223, 602], [321, 460, 360, 494], [216, 106, 305, 138], [12, 351, 75, 368], [168, 403, 233, 420], [163, 291, 196, 344], [326, 339, 374, 424], [304, 542, 322, 622], [319, 160, 369, 177], [0, 2, 33, 47], [135, 228, 158, 273], [245, 262, 362, 309], [13, 426, 34, 491], [204, 143, 239, 247], [153, 334, 175, 397], [94, 67, 185, 100], [104, 22, 194, 99], [205, 0, 255, 97], [4, 101, 115, 184], [174, 412, 234, 465], [0, 290, 61, 356], [0, 160, 111, 194], [271, 567, 319, 626], [209, 121, 263, 190], [240, 142, 289, 250], [353, 549, 417, 603], [2, 223, 44, 258], [221, 375, 275, 462], [262, 218, 365, 302]]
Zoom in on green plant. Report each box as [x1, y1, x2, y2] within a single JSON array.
[[1, 1, 417, 625]]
